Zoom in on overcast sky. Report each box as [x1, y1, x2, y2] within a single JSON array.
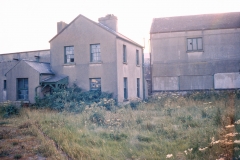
[[1, 0, 240, 57]]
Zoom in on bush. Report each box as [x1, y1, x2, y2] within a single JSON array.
[[0, 102, 20, 118], [89, 112, 105, 126], [35, 85, 115, 112]]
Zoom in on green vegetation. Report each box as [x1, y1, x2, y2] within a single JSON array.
[[0, 90, 240, 159]]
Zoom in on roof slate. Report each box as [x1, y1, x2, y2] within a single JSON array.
[[150, 12, 240, 34], [24, 60, 53, 74], [41, 74, 68, 83]]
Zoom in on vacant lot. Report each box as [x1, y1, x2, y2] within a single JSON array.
[[0, 91, 240, 159]]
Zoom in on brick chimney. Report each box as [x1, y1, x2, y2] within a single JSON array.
[[98, 14, 118, 32], [57, 21, 68, 34]]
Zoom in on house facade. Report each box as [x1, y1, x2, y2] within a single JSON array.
[[0, 14, 145, 103], [150, 12, 240, 92]]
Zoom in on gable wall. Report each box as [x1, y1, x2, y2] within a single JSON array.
[[50, 16, 118, 98], [6, 61, 40, 103], [151, 28, 240, 91]]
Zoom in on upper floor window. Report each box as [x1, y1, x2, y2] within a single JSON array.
[[123, 45, 127, 63], [187, 37, 203, 52], [90, 78, 101, 91], [65, 46, 74, 63], [90, 44, 101, 62], [136, 50, 139, 65]]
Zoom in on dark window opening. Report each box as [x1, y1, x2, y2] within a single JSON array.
[[3, 80, 6, 90], [90, 78, 101, 91], [123, 45, 127, 63], [17, 78, 28, 100], [124, 77, 128, 99], [137, 78, 140, 98]]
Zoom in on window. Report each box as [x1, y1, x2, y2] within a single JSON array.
[[17, 78, 28, 100], [136, 50, 139, 65], [137, 78, 140, 98], [123, 45, 127, 63], [90, 44, 101, 62], [90, 78, 101, 91], [187, 37, 203, 51], [65, 46, 74, 63], [124, 77, 128, 99], [3, 80, 6, 90]]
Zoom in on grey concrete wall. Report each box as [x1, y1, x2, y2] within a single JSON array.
[[6, 61, 40, 103], [0, 50, 50, 102], [153, 76, 179, 90], [180, 75, 213, 90], [50, 15, 119, 99], [151, 28, 240, 91], [116, 39, 143, 102], [214, 72, 240, 89]]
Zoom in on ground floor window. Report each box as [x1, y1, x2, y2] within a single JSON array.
[[137, 78, 140, 98], [17, 78, 28, 100], [124, 77, 128, 99], [3, 80, 6, 90], [90, 78, 101, 91]]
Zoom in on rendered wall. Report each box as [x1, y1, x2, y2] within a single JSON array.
[[151, 28, 240, 91], [50, 16, 118, 99], [6, 61, 40, 103], [116, 39, 143, 102]]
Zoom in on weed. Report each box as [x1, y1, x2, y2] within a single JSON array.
[[0, 151, 9, 157], [137, 135, 153, 142], [0, 102, 20, 118], [12, 142, 18, 146], [89, 112, 105, 126], [14, 154, 22, 159]]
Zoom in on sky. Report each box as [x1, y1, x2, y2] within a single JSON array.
[[1, 0, 240, 57]]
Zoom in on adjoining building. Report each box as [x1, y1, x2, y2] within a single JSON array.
[[0, 14, 145, 103], [150, 12, 240, 92]]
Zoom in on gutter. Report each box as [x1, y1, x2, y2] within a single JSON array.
[[142, 48, 145, 100]]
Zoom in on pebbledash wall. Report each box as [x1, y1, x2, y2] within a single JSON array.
[[150, 12, 240, 92]]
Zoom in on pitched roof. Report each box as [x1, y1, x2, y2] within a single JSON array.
[[49, 14, 143, 48], [41, 74, 68, 83], [150, 12, 240, 34], [24, 60, 54, 74]]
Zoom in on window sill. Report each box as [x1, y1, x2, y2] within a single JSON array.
[[136, 65, 140, 67], [63, 63, 76, 66], [89, 61, 102, 64], [123, 62, 128, 65], [186, 50, 204, 53], [123, 99, 129, 102]]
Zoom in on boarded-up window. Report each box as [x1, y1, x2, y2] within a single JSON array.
[[187, 38, 203, 51], [123, 45, 127, 63], [136, 50, 139, 65]]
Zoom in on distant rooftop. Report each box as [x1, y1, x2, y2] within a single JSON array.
[[150, 12, 240, 34]]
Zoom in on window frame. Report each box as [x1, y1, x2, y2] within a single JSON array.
[[89, 78, 101, 91], [124, 77, 128, 100], [187, 37, 203, 52], [137, 78, 140, 98], [64, 46, 74, 64], [123, 45, 127, 63], [136, 49, 139, 66], [90, 44, 101, 63], [17, 78, 28, 100]]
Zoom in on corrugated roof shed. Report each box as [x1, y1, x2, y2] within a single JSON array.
[[150, 12, 240, 34]]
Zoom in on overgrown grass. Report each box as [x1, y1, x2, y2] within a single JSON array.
[[1, 90, 240, 159]]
